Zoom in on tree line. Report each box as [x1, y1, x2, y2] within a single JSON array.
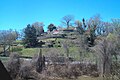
[[22, 14, 120, 48], [0, 14, 120, 55]]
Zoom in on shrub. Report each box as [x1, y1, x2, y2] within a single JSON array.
[[19, 59, 47, 80], [6, 52, 21, 79], [19, 64, 34, 80], [45, 63, 82, 79]]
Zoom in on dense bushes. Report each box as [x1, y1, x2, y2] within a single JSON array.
[[6, 50, 120, 80], [6, 52, 46, 80], [44, 63, 99, 79], [6, 52, 100, 80]]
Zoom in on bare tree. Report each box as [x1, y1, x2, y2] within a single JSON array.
[[93, 38, 116, 77], [77, 35, 88, 62], [32, 22, 44, 36], [75, 20, 85, 34], [86, 14, 107, 35], [61, 40, 70, 57], [0, 30, 18, 56], [62, 15, 74, 29], [6, 52, 21, 79], [88, 15, 112, 36]]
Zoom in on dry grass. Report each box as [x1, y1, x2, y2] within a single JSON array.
[[40, 76, 102, 80], [78, 76, 102, 80]]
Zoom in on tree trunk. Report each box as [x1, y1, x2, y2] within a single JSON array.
[[67, 22, 69, 29]]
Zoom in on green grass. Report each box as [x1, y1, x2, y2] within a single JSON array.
[[43, 38, 56, 41], [21, 48, 39, 57], [0, 43, 97, 62], [14, 40, 23, 44], [20, 47, 96, 61]]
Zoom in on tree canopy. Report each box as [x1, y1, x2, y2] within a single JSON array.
[[23, 24, 37, 48], [48, 23, 56, 32]]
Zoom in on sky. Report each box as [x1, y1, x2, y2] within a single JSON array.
[[0, 0, 120, 31]]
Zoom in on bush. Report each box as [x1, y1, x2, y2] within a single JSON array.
[[6, 52, 21, 79], [6, 52, 45, 80], [45, 63, 82, 79], [56, 64, 81, 79], [19, 64, 34, 80], [19, 57, 47, 80]]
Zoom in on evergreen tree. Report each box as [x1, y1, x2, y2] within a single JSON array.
[[48, 24, 56, 32], [23, 24, 37, 48]]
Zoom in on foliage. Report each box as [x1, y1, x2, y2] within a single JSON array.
[[48, 23, 56, 32], [23, 24, 37, 48], [2, 14, 120, 80]]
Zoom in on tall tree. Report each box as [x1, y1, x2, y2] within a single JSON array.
[[93, 36, 120, 77], [23, 24, 37, 48], [85, 14, 107, 46], [61, 15, 74, 29], [48, 23, 56, 32], [32, 22, 44, 36], [87, 14, 104, 35]]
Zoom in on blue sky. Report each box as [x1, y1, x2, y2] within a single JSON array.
[[0, 0, 120, 31]]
